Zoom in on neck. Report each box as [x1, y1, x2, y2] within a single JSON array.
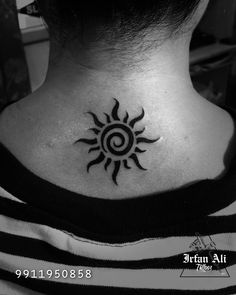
[[48, 36, 192, 83], [0, 39, 233, 199], [40, 37, 194, 115]]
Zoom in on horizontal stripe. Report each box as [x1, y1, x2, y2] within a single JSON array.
[[0, 215, 235, 261], [0, 252, 235, 290], [1, 196, 235, 244], [1, 270, 235, 295], [210, 201, 236, 217], [0, 187, 24, 203], [0, 279, 43, 295], [0, 232, 235, 269], [0, 140, 235, 241]]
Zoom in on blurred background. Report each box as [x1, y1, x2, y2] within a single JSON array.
[[1, 0, 236, 111]]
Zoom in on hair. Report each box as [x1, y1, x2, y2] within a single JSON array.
[[37, 0, 201, 56]]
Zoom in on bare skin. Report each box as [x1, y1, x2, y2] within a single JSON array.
[[0, 0, 234, 199]]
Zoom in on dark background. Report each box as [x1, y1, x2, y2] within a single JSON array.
[[0, 0, 30, 111]]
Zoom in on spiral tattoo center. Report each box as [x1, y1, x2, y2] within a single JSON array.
[[101, 123, 134, 156]]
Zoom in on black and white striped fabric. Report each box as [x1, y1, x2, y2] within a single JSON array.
[[0, 111, 236, 294]]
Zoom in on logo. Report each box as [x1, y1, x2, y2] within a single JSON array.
[[180, 233, 230, 278], [18, 1, 40, 18]]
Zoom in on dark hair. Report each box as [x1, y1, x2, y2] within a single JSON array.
[[38, 0, 201, 46]]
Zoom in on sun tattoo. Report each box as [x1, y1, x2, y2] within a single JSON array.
[[75, 98, 160, 185]]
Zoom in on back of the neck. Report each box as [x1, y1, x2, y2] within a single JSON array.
[[0, 40, 234, 199], [41, 36, 193, 116]]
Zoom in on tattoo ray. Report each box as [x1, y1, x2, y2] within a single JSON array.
[[136, 137, 160, 144], [129, 153, 147, 171], [129, 108, 144, 128], [135, 147, 146, 153], [135, 127, 145, 136], [104, 113, 111, 123], [112, 98, 120, 121], [76, 138, 97, 145], [87, 112, 105, 128], [123, 111, 129, 123], [89, 128, 100, 135], [87, 152, 105, 172], [112, 160, 121, 185], [104, 158, 112, 171], [88, 146, 100, 153], [123, 159, 131, 169]]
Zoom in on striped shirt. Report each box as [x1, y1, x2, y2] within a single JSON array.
[[0, 109, 236, 294]]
